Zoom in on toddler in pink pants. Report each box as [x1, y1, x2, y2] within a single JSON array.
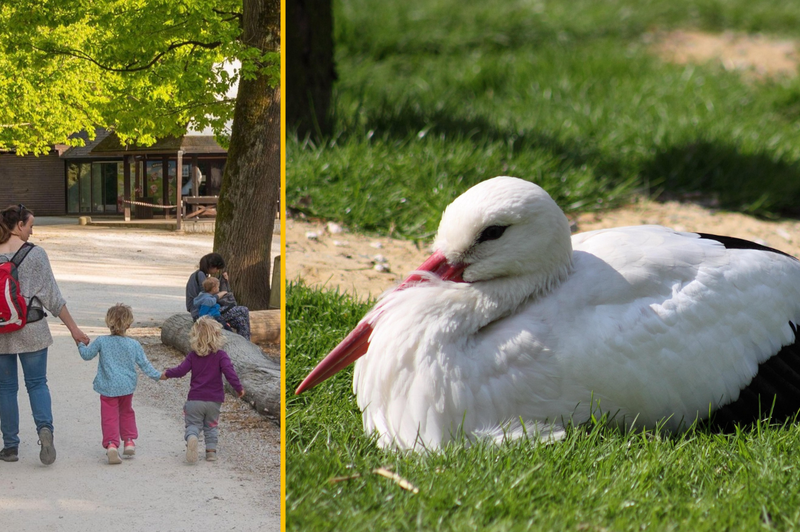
[[78, 304, 162, 464]]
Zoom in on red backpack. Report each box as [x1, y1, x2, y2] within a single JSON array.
[[0, 243, 35, 333]]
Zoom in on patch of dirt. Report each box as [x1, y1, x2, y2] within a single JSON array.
[[651, 30, 799, 79], [286, 201, 800, 299], [285, 218, 431, 300]]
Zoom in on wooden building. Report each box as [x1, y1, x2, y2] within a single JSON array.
[[0, 147, 69, 214], [0, 128, 227, 219], [89, 133, 227, 221]]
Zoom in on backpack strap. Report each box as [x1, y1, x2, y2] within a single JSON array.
[[10, 243, 34, 267]]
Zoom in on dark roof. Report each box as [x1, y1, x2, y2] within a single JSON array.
[[90, 133, 227, 156], [61, 128, 116, 159]]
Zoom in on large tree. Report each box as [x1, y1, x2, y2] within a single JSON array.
[[0, 0, 280, 309], [214, 0, 280, 310]]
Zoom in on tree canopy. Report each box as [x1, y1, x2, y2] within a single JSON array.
[[0, 0, 279, 154], [0, 0, 282, 310]]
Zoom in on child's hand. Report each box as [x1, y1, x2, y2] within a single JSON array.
[[160, 372, 167, 380], [237, 389, 245, 398]]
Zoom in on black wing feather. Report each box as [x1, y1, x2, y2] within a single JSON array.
[[706, 323, 800, 431], [696, 233, 798, 261]]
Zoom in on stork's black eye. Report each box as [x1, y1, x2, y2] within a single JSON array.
[[477, 225, 508, 243]]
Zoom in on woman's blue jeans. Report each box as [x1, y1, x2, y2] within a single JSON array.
[[0, 348, 53, 449]]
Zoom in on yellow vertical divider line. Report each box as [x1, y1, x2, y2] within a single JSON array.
[[279, 0, 287, 527]]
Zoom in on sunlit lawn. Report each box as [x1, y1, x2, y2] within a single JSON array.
[[287, 283, 800, 531]]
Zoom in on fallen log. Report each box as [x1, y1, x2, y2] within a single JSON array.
[[161, 313, 280, 424], [250, 309, 280, 344]]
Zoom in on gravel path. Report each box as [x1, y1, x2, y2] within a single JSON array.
[[133, 329, 280, 480], [0, 219, 280, 531]]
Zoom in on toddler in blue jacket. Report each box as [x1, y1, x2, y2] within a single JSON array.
[[193, 277, 232, 331], [78, 303, 162, 464]]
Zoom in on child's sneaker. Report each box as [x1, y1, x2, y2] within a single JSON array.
[[186, 435, 199, 463], [123, 439, 135, 456], [107, 444, 122, 465], [205, 450, 217, 462]]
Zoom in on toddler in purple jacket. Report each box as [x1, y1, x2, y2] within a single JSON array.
[[161, 317, 245, 463]]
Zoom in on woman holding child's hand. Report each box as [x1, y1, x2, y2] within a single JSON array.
[[0, 204, 89, 465]]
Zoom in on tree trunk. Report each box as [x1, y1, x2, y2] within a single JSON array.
[[287, 0, 336, 137], [215, 0, 280, 311]]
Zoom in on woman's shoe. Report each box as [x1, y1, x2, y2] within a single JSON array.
[[0, 447, 18, 462], [38, 427, 56, 465]]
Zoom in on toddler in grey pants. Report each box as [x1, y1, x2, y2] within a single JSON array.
[[161, 318, 244, 463]]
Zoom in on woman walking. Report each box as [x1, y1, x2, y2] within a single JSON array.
[[0, 204, 89, 464]]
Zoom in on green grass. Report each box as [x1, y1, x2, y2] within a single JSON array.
[[287, 283, 800, 531], [288, 0, 800, 239]]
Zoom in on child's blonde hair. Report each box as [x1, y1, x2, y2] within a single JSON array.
[[189, 317, 225, 356], [106, 303, 134, 336], [202, 276, 220, 292]]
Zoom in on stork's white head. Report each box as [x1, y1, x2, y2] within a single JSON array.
[[433, 176, 573, 283], [296, 176, 574, 395]]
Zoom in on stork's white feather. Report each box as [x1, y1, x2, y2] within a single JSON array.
[[342, 177, 800, 450]]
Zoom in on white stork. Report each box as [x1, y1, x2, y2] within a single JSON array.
[[296, 176, 800, 450]]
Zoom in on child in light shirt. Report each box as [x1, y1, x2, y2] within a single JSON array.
[[161, 317, 244, 463], [78, 304, 162, 464]]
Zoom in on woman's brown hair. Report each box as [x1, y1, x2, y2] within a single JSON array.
[[0, 204, 33, 244]]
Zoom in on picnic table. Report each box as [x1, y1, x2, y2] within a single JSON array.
[[183, 195, 218, 218]]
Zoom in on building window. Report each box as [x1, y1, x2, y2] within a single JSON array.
[[79, 163, 91, 213], [67, 164, 80, 214], [145, 161, 163, 204], [67, 161, 126, 214], [168, 159, 177, 206]]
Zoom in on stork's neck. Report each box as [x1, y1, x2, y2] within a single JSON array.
[[354, 250, 573, 450], [366, 256, 573, 342], [475, 256, 574, 323]]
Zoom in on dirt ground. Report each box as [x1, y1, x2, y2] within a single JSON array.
[[652, 29, 799, 79], [286, 198, 800, 299], [132, 330, 280, 480]]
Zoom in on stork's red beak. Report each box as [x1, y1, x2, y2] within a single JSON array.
[[294, 250, 467, 394]]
